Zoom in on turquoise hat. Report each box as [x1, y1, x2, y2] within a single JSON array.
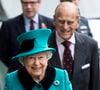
[[12, 28, 55, 60]]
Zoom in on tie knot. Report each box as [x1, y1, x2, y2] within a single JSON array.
[[62, 41, 71, 47], [30, 19, 35, 23]]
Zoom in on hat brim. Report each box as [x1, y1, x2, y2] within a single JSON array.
[[12, 48, 55, 60]]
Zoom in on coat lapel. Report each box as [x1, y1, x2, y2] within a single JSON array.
[[16, 15, 25, 34], [48, 31, 62, 68], [72, 32, 87, 83], [38, 14, 43, 28]]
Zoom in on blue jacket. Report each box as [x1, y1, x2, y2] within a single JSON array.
[[4, 67, 72, 90]]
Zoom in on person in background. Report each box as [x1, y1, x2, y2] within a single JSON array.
[[48, 2, 99, 90], [60, 0, 93, 37], [0, 61, 8, 90], [0, 0, 54, 72], [4, 28, 72, 90]]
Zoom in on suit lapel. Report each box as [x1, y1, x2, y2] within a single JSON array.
[[48, 32, 62, 68], [72, 32, 87, 82], [38, 14, 43, 28], [15, 14, 25, 34]]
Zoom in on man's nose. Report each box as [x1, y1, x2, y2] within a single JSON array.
[[26, 3, 32, 8], [63, 22, 69, 29]]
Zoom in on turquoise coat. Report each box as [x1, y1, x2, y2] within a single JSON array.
[[4, 67, 72, 90]]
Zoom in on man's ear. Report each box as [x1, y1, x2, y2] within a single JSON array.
[[53, 15, 56, 26]]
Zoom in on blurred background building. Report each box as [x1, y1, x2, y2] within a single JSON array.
[[0, 0, 100, 54]]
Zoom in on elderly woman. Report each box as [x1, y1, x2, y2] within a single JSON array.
[[4, 28, 72, 90]]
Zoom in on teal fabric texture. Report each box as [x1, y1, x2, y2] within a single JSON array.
[[4, 68, 72, 90]]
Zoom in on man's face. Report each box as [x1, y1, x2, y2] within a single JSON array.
[[54, 4, 79, 40], [21, 0, 41, 19]]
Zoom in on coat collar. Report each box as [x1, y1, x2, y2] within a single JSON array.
[[18, 66, 55, 90]]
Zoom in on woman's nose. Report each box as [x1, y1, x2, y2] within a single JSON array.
[[34, 58, 40, 65]]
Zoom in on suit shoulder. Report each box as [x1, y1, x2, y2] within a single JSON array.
[[39, 14, 53, 21], [2, 14, 23, 24], [82, 33, 97, 43], [76, 32, 97, 45]]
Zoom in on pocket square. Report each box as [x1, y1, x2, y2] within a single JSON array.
[[81, 64, 90, 70]]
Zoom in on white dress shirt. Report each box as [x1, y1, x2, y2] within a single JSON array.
[[24, 14, 39, 32], [56, 31, 75, 66]]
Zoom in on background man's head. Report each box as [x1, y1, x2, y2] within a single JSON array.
[[21, 0, 41, 19]]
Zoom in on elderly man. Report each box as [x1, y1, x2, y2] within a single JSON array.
[[48, 2, 99, 90]]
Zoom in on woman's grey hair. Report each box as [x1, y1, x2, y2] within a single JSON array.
[[18, 51, 53, 65], [46, 51, 53, 60], [19, 57, 24, 66]]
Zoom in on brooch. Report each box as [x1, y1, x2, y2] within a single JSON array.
[[54, 80, 60, 86]]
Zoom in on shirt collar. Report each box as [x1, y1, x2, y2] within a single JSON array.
[[56, 31, 75, 45], [24, 13, 39, 25]]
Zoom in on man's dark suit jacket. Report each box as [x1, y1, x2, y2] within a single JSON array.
[[77, 16, 93, 37], [0, 14, 54, 72], [48, 31, 99, 90]]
